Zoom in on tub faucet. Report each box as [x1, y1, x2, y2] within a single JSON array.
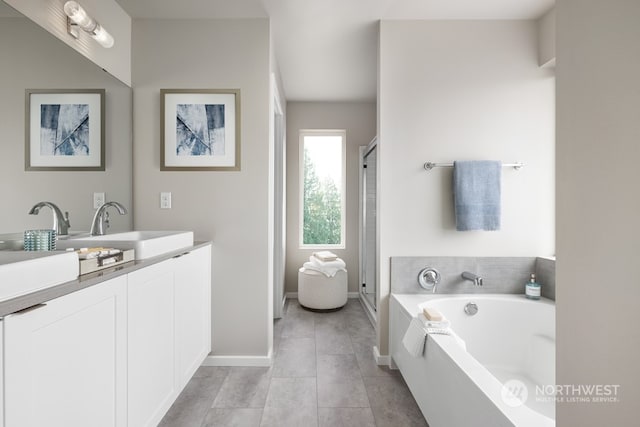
[[28, 201, 71, 236], [90, 201, 127, 236], [461, 271, 483, 287]]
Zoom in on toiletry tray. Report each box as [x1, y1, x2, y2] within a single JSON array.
[[79, 249, 135, 275]]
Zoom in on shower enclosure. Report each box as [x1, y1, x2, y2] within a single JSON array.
[[359, 137, 377, 319]]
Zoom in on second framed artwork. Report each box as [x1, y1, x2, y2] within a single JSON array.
[[161, 89, 241, 171]]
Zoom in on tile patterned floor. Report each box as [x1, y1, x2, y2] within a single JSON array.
[[159, 298, 429, 427]]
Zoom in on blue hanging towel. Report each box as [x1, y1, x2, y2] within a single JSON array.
[[453, 160, 502, 231]]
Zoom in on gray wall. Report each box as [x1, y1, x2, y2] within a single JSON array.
[[391, 256, 555, 300], [378, 20, 555, 355], [557, 0, 640, 424], [0, 16, 132, 234], [132, 19, 272, 357], [285, 102, 377, 294]]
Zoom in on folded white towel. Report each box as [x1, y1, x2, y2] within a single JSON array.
[[402, 316, 428, 357], [402, 314, 465, 357], [425, 319, 450, 329], [313, 251, 338, 262], [302, 261, 347, 278], [309, 256, 345, 268], [305, 256, 346, 277]]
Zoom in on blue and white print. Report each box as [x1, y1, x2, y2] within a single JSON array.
[[175, 104, 225, 156], [40, 104, 90, 156]]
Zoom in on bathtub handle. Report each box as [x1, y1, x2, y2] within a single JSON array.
[[418, 267, 441, 293]]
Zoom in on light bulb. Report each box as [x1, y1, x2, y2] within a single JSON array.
[[91, 24, 114, 49], [64, 1, 95, 32], [63, 1, 114, 49]]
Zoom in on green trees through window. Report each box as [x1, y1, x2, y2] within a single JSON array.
[[300, 131, 345, 247]]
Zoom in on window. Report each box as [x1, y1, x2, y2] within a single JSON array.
[[299, 130, 346, 248]]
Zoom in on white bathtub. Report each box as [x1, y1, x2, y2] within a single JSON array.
[[390, 294, 555, 427]]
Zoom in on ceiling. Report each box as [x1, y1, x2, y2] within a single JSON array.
[[118, 0, 554, 101]]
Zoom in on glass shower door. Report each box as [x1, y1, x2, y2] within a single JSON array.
[[361, 139, 377, 311]]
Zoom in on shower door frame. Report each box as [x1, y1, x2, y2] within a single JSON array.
[[359, 137, 378, 324]]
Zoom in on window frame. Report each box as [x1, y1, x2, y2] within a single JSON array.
[[298, 129, 347, 250]]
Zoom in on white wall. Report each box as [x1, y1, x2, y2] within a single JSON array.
[[4, 0, 131, 86], [537, 8, 556, 67], [378, 20, 555, 354], [0, 17, 132, 234], [285, 102, 377, 294], [132, 19, 272, 358], [556, 0, 640, 424]]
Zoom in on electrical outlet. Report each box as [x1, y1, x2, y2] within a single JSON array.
[[160, 192, 172, 209], [93, 192, 105, 209]]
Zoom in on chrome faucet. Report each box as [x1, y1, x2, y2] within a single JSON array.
[[90, 201, 127, 236], [28, 201, 71, 236], [461, 271, 483, 287]]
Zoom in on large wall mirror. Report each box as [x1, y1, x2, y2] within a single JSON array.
[[0, 1, 132, 235]]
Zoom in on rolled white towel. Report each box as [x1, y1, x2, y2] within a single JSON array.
[[313, 251, 338, 262]]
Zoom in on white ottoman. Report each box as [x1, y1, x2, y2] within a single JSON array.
[[298, 268, 348, 311]]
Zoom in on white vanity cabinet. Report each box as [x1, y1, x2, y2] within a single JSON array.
[[1, 244, 211, 427], [127, 259, 177, 427], [174, 245, 211, 389], [3, 275, 128, 427], [127, 245, 212, 427]]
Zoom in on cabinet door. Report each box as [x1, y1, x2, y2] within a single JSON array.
[[127, 260, 176, 427], [3, 276, 127, 427], [174, 245, 212, 389]]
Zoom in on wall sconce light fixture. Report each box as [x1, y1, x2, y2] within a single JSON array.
[[64, 1, 114, 48]]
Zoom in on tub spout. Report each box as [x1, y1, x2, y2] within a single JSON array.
[[461, 271, 483, 287]]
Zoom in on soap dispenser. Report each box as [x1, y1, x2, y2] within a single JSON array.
[[525, 273, 541, 300]]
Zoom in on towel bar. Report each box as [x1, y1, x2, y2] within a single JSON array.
[[423, 162, 524, 171]]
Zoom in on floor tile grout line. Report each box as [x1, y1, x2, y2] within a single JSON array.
[[348, 321, 373, 410]]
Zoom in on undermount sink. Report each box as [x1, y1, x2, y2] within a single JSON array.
[[0, 251, 79, 302], [56, 230, 194, 260]]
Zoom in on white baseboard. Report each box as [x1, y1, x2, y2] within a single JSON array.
[[285, 292, 359, 299], [202, 350, 273, 367], [373, 346, 390, 366]]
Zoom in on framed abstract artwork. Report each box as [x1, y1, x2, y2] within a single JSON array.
[[160, 89, 241, 171], [25, 89, 105, 171]]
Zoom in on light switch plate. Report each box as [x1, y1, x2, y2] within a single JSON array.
[[93, 192, 105, 209], [160, 192, 172, 209]]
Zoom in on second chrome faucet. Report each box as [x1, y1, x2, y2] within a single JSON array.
[[90, 201, 127, 236]]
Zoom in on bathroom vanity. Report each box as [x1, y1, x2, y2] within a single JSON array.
[[0, 242, 212, 427]]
